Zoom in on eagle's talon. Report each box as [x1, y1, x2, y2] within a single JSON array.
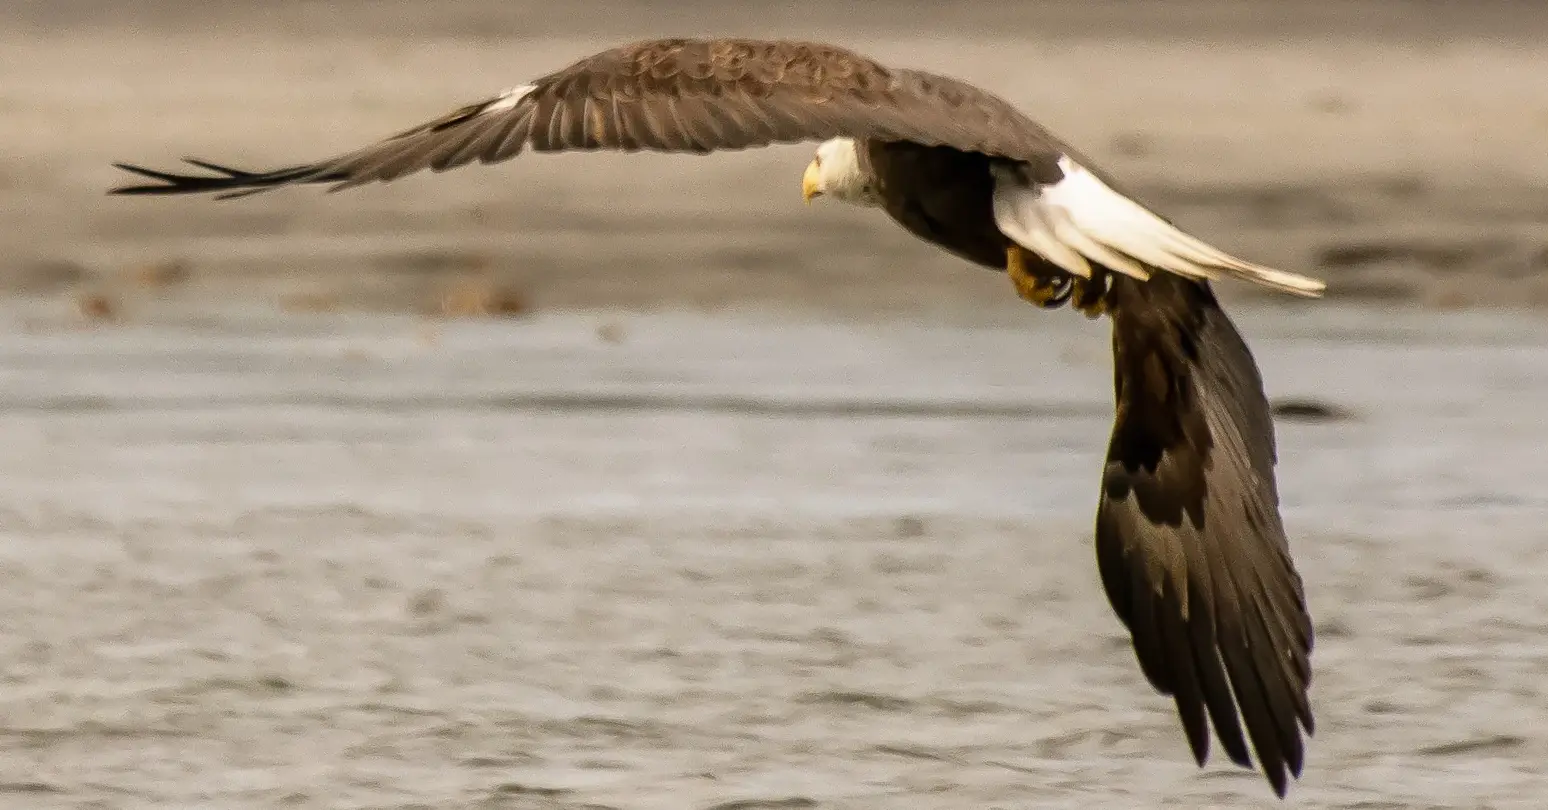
[[1041, 278, 1074, 308], [1007, 244, 1070, 308], [1013, 275, 1071, 309]]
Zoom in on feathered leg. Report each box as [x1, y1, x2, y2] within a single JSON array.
[[1006, 245, 1073, 309]]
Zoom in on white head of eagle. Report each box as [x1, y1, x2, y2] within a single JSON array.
[[802, 138, 882, 207]]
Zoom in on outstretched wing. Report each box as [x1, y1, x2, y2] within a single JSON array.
[[110, 37, 1065, 198], [1097, 275, 1314, 798]]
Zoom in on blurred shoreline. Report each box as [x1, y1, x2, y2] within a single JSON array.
[[7, 1, 1547, 319]]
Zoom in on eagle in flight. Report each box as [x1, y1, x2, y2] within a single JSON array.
[[111, 37, 1319, 798]]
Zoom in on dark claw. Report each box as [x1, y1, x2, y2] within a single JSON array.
[[1036, 276, 1074, 309]]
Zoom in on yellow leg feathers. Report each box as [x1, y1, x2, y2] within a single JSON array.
[[1006, 245, 1066, 308], [1006, 244, 1110, 319]]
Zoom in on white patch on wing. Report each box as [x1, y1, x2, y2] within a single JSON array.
[[484, 84, 538, 113], [991, 157, 1327, 297]]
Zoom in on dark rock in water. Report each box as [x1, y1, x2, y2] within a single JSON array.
[[1316, 239, 1510, 274], [892, 515, 927, 539], [705, 800, 818, 810], [1271, 398, 1355, 422], [1416, 735, 1526, 758]]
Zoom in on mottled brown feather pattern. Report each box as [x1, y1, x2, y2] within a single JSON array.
[[110, 38, 1066, 198], [1099, 273, 1314, 798]]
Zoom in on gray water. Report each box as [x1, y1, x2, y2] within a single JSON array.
[[0, 301, 1545, 808]]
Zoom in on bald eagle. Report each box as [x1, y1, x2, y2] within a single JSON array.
[[110, 38, 1318, 797]]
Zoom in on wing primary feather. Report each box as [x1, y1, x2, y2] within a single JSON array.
[[482, 107, 535, 163], [427, 116, 502, 171], [1247, 598, 1310, 772], [470, 107, 527, 163], [1156, 589, 1210, 767], [179, 158, 257, 177], [1242, 571, 1314, 728], [1220, 622, 1290, 797], [1126, 564, 1173, 692], [1189, 603, 1254, 768]]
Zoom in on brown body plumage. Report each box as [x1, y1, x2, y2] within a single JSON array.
[[110, 37, 1317, 798]]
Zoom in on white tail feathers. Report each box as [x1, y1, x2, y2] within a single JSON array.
[[991, 157, 1326, 298]]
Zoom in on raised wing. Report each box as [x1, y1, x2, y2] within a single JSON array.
[[110, 37, 1065, 199]]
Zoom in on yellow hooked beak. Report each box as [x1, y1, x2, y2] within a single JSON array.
[[801, 159, 822, 204]]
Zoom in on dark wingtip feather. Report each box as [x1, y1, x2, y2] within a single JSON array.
[[1177, 696, 1210, 767], [1269, 771, 1290, 799], [179, 157, 259, 177], [111, 161, 168, 179], [107, 158, 329, 197], [108, 161, 194, 194]]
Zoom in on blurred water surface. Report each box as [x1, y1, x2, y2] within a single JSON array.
[[0, 301, 1545, 808]]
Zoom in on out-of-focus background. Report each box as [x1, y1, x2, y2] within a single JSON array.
[[3, 2, 1547, 808]]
